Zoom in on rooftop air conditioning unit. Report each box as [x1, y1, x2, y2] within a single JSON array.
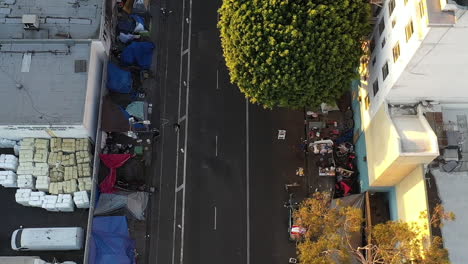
[[22, 14, 40, 30]]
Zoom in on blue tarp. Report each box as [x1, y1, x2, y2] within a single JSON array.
[[121, 42, 155, 69], [88, 216, 136, 264], [107, 62, 133, 93]]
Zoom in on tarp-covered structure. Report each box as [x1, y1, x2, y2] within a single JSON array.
[[88, 216, 136, 264], [331, 193, 365, 264], [107, 62, 133, 93], [121, 42, 155, 69]]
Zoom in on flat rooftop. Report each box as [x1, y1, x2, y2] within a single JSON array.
[[0, 41, 91, 125], [0, 0, 102, 39]]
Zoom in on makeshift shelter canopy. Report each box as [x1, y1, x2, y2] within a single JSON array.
[[99, 154, 132, 193]]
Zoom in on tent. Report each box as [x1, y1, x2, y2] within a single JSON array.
[[88, 216, 136, 264], [121, 42, 155, 69], [99, 154, 132, 193], [107, 62, 133, 93]]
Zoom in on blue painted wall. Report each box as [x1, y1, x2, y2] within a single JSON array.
[[350, 80, 398, 221]]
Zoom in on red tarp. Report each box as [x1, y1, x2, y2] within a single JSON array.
[[100, 154, 132, 193]]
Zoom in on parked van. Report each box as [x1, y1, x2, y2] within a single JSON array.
[[11, 227, 84, 251]]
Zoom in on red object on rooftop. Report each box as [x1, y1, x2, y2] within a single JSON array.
[[99, 154, 132, 193]]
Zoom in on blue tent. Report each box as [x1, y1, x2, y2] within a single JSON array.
[[88, 216, 136, 264], [107, 62, 133, 93], [121, 42, 155, 69]]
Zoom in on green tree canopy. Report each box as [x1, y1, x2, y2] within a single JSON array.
[[218, 0, 371, 109]]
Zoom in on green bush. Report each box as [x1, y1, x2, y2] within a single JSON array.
[[218, 0, 371, 109]]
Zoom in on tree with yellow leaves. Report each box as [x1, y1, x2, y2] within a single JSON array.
[[294, 192, 454, 264]]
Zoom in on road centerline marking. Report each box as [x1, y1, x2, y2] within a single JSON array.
[[216, 69, 219, 90], [215, 135, 218, 157], [214, 206, 217, 230]]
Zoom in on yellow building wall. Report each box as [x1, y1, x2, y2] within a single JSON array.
[[395, 165, 430, 231], [365, 105, 401, 186], [365, 104, 438, 187]]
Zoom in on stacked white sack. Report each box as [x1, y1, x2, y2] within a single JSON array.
[[56, 194, 74, 212], [73, 191, 90, 208], [17, 162, 34, 175], [17, 174, 35, 189], [0, 171, 17, 188], [0, 154, 19, 171], [15, 188, 32, 206], [32, 163, 49, 177], [28, 191, 45, 207], [42, 195, 59, 212]]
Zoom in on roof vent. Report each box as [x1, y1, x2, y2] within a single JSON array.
[[22, 14, 40, 30]]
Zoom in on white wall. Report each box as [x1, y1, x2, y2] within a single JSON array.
[[388, 11, 468, 103], [367, 0, 430, 118], [0, 125, 89, 140], [82, 41, 106, 143]]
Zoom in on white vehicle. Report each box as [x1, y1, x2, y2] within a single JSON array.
[[11, 227, 84, 251]]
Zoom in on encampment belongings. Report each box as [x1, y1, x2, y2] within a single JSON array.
[[335, 180, 353, 197], [118, 32, 140, 43], [0, 171, 17, 188], [121, 42, 155, 69], [107, 62, 133, 93], [310, 139, 334, 154], [296, 167, 305, 177], [278, 130, 286, 139], [131, 14, 146, 33], [94, 192, 149, 220], [0, 154, 18, 171], [99, 154, 133, 193], [126, 101, 146, 120], [336, 167, 354, 178], [73, 191, 90, 208], [336, 142, 354, 156], [319, 166, 336, 177]]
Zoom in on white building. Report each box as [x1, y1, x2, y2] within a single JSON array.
[[355, 1, 468, 263], [0, 0, 107, 141]]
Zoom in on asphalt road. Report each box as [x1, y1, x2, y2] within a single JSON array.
[[148, 0, 305, 263]]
